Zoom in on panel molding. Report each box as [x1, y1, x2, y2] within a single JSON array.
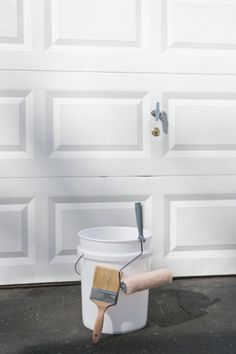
[[0, 90, 33, 159], [164, 194, 236, 258], [46, 90, 150, 159], [48, 195, 152, 264], [162, 92, 236, 158], [0, 0, 31, 51], [162, 0, 236, 52], [45, 0, 148, 53], [0, 197, 35, 266]]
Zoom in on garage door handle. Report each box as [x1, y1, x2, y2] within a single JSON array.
[[151, 102, 168, 134], [151, 102, 162, 122]]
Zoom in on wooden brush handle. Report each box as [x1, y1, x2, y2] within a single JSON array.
[[93, 306, 106, 344]]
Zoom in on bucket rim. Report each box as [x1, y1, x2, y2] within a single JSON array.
[[78, 226, 152, 243]]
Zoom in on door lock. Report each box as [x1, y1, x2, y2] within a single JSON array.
[[151, 102, 163, 122], [151, 127, 160, 137], [151, 102, 162, 137], [150, 102, 168, 136]]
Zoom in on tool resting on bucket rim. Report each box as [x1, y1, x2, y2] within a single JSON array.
[[120, 204, 173, 295], [89, 201, 148, 342], [119, 202, 146, 273]]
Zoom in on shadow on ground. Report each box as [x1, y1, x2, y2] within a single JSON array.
[[19, 331, 236, 354], [16, 287, 226, 354], [147, 288, 221, 328]]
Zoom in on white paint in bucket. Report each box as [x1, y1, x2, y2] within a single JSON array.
[[77, 226, 153, 334]]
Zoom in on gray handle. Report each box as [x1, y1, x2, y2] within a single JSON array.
[[135, 202, 145, 242]]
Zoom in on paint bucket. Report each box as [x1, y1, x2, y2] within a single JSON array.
[[77, 226, 152, 334]]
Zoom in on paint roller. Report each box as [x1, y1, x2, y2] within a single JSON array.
[[120, 202, 172, 295]]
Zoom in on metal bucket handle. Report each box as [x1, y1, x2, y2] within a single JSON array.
[[120, 202, 145, 272], [74, 202, 146, 276], [74, 253, 84, 276]]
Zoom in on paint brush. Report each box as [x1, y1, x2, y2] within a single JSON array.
[[90, 265, 121, 343]]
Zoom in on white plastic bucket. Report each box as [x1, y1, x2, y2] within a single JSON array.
[[77, 226, 153, 334]]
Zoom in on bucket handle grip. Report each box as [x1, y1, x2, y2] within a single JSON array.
[[120, 202, 145, 272], [135, 202, 145, 242]]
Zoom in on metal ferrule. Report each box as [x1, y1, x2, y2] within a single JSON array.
[[90, 288, 118, 304]]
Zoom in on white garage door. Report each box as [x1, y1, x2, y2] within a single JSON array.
[[0, 0, 236, 285]]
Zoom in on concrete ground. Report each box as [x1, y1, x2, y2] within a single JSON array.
[[0, 277, 235, 354]]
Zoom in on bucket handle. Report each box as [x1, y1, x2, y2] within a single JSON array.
[[74, 253, 84, 276], [120, 202, 145, 272], [120, 238, 144, 272], [135, 202, 145, 243], [75, 202, 146, 275]]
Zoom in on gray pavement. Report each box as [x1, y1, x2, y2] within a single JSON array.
[[0, 277, 235, 354]]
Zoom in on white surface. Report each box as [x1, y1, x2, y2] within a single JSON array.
[[54, 0, 137, 43], [0, 177, 235, 284], [78, 226, 152, 333], [0, 0, 18, 38], [0, 1, 236, 284], [1, 0, 236, 73], [0, 0, 31, 51], [2, 72, 236, 174]]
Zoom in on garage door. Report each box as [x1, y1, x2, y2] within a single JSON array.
[[0, 0, 236, 284]]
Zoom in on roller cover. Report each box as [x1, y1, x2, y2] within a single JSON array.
[[120, 269, 172, 295]]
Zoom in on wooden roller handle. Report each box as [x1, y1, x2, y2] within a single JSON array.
[[93, 306, 106, 344], [121, 269, 173, 295]]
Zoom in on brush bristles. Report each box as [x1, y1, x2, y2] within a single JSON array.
[[92, 266, 120, 293]]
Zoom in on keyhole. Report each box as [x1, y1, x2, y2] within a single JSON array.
[[151, 127, 160, 137]]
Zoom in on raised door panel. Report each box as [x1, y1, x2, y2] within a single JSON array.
[[0, 90, 33, 159], [46, 90, 150, 159], [155, 176, 236, 276], [0, 177, 153, 285], [162, 93, 236, 158], [48, 197, 152, 265], [2, 71, 236, 176], [45, 0, 141, 51], [163, 0, 236, 50], [0, 70, 154, 177], [0, 197, 35, 266], [0, 176, 235, 284], [158, 0, 236, 74], [0, 0, 31, 51], [1, 0, 236, 73]]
